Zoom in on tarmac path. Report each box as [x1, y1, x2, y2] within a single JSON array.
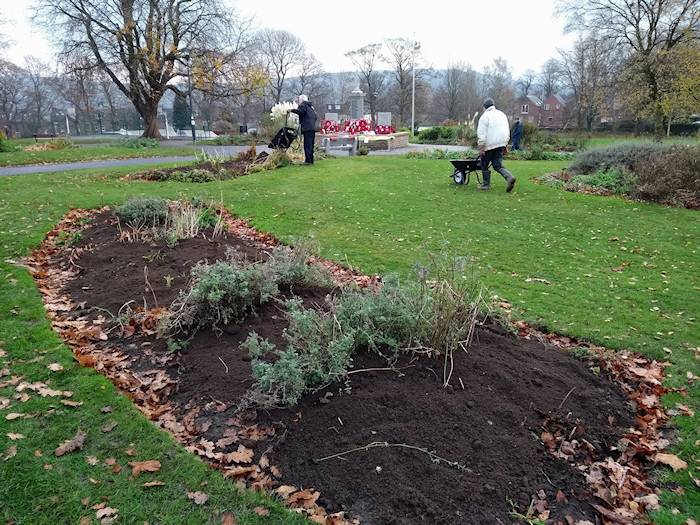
[[0, 140, 470, 177]]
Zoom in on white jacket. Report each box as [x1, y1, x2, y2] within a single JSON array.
[[477, 106, 511, 151]]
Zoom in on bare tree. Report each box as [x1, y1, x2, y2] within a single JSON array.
[[96, 71, 126, 132], [256, 28, 307, 104], [433, 62, 477, 122], [286, 53, 326, 102], [515, 69, 537, 97], [556, 0, 700, 139], [22, 56, 59, 135], [33, 0, 247, 138], [0, 59, 28, 135], [537, 59, 564, 99], [345, 43, 386, 120], [482, 57, 515, 111], [0, 10, 11, 50], [558, 32, 618, 131], [382, 38, 419, 127]]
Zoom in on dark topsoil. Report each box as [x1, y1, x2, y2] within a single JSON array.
[[56, 209, 637, 525]]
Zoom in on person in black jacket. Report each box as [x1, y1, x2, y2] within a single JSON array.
[[290, 95, 318, 165], [511, 117, 523, 151]]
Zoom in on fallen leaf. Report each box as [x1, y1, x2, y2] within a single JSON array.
[[227, 444, 254, 464], [86, 455, 100, 466], [675, 403, 695, 417], [47, 363, 66, 372], [655, 453, 688, 472], [253, 507, 270, 516], [61, 399, 84, 407], [4, 445, 17, 459], [635, 493, 660, 510], [187, 491, 208, 505], [275, 485, 298, 499], [287, 488, 320, 509], [79, 517, 92, 525], [221, 513, 237, 525], [7, 433, 24, 440], [101, 422, 118, 433], [690, 473, 700, 489], [128, 460, 161, 475], [143, 481, 166, 487], [95, 507, 118, 519], [55, 429, 86, 456]]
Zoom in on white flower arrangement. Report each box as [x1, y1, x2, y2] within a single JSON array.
[[270, 102, 298, 126]]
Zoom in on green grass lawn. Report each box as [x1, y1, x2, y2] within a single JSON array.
[[0, 145, 196, 167], [0, 155, 697, 523], [584, 135, 699, 149]]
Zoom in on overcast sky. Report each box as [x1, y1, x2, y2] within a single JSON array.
[[2, 0, 576, 78]]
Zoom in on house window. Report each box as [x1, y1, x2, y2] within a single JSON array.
[[544, 104, 550, 110], [548, 116, 553, 122], [521, 105, 529, 114], [556, 104, 560, 109]]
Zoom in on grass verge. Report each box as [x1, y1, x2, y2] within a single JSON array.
[[0, 145, 196, 167]]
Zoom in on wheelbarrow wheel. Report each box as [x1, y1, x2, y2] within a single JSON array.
[[452, 169, 466, 185]]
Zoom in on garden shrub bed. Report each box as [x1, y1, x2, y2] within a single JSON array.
[[25, 205, 675, 525]]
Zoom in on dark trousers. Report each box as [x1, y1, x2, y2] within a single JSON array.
[[302, 130, 315, 163], [480, 147, 513, 184]]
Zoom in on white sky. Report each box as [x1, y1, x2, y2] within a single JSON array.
[[2, 0, 575, 78]]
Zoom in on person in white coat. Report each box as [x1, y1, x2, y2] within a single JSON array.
[[477, 98, 516, 192]]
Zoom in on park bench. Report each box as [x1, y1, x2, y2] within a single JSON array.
[[33, 133, 58, 141]]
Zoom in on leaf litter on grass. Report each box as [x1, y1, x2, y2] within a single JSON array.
[[11, 204, 694, 524]]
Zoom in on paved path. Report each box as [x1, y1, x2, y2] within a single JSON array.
[[0, 141, 471, 177]]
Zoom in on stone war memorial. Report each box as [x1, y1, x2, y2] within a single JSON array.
[[316, 78, 409, 155]]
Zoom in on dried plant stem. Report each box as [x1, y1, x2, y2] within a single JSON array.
[[557, 387, 576, 411], [218, 356, 229, 373], [332, 364, 415, 376], [314, 441, 471, 473], [143, 265, 158, 307]]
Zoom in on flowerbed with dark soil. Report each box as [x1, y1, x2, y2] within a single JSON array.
[[26, 206, 678, 525]]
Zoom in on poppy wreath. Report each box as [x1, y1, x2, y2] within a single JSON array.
[[319, 120, 341, 134], [374, 124, 396, 134], [343, 119, 372, 134]]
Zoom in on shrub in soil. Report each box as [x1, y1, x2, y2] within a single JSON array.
[[569, 166, 637, 195], [631, 143, 700, 209], [116, 196, 169, 227], [172, 259, 279, 331], [241, 253, 490, 409], [566, 141, 670, 175]]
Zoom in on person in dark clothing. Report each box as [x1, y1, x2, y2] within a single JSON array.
[[290, 94, 317, 165], [511, 118, 523, 151]]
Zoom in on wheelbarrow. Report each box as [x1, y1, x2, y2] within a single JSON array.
[[450, 158, 482, 185]]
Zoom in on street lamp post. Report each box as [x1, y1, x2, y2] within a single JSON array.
[[184, 53, 196, 145], [97, 113, 103, 134], [411, 37, 420, 137]]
